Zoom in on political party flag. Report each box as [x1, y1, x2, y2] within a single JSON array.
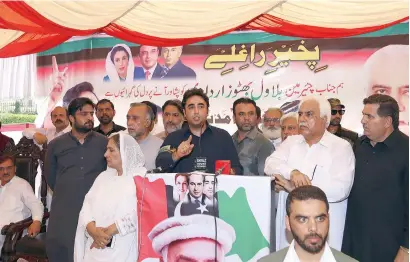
[[135, 173, 271, 262]]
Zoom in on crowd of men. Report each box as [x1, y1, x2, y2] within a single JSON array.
[[0, 86, 408, 262]]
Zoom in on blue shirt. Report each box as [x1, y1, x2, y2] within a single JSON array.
[[155, 124, 243, 174]]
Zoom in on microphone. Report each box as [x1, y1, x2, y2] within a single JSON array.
[[215, 162, 228, 175], [215, 160, 231, 175]]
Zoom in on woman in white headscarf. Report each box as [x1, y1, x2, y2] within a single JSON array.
[[74, 132, 146, 262], [103, 44, 137, 84]]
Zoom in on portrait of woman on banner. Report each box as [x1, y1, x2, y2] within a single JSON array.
[[74, 133, 146, 262], [103, 44, 140, 84]]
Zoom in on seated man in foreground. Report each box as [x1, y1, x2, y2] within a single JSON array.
[[0, 155, 44, 251], [259, 186, 357, 262]]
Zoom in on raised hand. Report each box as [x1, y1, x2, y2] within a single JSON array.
[[173, 135, 195, 161], [50, 56, 68, 102]]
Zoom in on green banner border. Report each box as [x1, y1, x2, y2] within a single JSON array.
[[38, 23, 409, 56]]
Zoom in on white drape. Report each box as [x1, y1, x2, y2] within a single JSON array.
[[267, 1, 409, 28], [0, 54, 36, 99]]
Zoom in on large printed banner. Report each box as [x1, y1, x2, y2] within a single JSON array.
[[134, 173, 271, 262], [36, 24, 409, 135]]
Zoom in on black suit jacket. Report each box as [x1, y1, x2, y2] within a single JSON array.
[[163, 60, 196, 79]]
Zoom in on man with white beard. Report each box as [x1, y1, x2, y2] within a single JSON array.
[[261, 108, 283, 148], [156, 100, 185, 140], [264, 96, 355, 252]]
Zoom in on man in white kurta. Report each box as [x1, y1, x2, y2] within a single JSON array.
[[0, 156, 44, 251], [264, 96, 355, 251]]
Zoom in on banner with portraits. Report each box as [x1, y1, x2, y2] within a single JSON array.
[[35, 24, 409, 135], [134, 173, 271, 262]]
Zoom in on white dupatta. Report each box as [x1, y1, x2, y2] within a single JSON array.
[[74, 133, 146, 262], [105, 44, 135, 85]]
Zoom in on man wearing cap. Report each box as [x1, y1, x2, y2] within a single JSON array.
[[327, 98, 358, 147], [148, 214, 236, 262]]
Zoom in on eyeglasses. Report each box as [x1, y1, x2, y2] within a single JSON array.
[[331, 109, 345, 116]]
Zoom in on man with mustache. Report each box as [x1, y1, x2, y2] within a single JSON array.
[[264, 96, 355, 252], [326, 98, 358, 147], [0, 155, 44, 253], [156, 99, 185, 140], [280, 112, 299, 142], [259, 186, 357, 261], [136, 45, 166, 80], [126, 103, 163, 171], [23, 106, 71, 147], [342, 94, 409, 262], [232, 98, 274, 176], [262, 108, 283, 148], [93, 99, 125, 136], [45, 98, 107, 262]]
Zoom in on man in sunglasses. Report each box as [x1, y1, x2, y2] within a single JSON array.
[[327, 98, 358, 147]]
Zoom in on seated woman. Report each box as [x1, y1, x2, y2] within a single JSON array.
[[74, 133, 146, 262]]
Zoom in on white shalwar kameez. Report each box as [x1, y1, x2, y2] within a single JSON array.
[[74, 133, 146, 262], [264, 132, 355, 251]]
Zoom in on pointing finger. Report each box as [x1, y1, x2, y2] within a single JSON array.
[[52, 56, 58, 73]]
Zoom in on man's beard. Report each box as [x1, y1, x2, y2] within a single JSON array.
[[128, 130, 141, 139], [261, 125, 281, 140], [292, 231, 327, 254], [74, 121, 93, 134], [238, 123, 253, 132], [329, 117, 341, 126], [98, 115, 113, 125], [165, 122, 183, 134]]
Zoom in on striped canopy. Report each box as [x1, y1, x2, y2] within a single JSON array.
[[0, 0, 408, 57]]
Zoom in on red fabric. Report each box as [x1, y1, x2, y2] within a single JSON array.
[[246, 14, 409, 38], [0, 132, 11, 152], [0, 32, 70, 58], [0, 1, 407, 57], [134, 176, 168, 261], [103, 22, 244, 47]]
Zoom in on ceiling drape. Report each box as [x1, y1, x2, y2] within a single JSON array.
[[0, 0, 407, 57]]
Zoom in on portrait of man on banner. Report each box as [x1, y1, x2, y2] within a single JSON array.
[[161, 46, 196, 79], [137, 45, 167, 80], [148, 214, 235, 262], [364, 44, 409, 135]]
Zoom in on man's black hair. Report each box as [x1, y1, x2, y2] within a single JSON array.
[[286, 186, 329, 216], [67, 97, 95, 117], [363, 94, 399, 129], [181, 88, 209, 109]]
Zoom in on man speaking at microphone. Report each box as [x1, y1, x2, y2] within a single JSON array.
[[156, 88, 243, 175]]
